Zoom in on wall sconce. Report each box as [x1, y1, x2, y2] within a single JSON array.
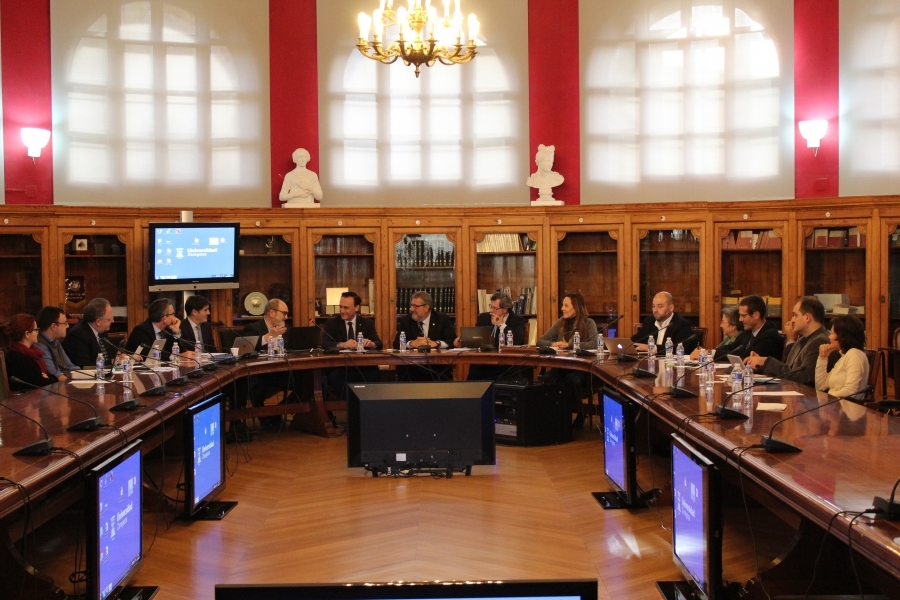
[[798, 120, 828, 156], [21, 127, 51, 159]]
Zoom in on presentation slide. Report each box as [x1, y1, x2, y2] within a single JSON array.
[[153, 226, 236, 280], [193, 403, 222, 505], [97, 451, 142, 600], [672, 444, 707, 590], [603, 395, 625, 487]]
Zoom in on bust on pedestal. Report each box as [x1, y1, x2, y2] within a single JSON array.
[[526, 144, 564, 206], [280, 148, 323, 208]]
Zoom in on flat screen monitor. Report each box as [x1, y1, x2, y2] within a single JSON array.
[[593, 389, 643, 509], [148, 222, 239, 291], [670, 434, 722, 600], [215, 579, 598, 600], [347, 381, 495, 474], [183, 394, 236, 520], [85, 439, 145, 600]]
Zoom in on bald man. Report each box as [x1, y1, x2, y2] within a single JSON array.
[[631, 291, 698, 354]]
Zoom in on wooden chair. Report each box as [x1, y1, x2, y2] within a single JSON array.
[[861, 348, 886, 403], [691, 327, 707, 348], [0, 350, 10, 401]]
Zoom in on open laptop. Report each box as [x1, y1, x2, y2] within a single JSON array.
[[726, 354, 744, 374], [284, 326, 320, 351], [459, 326, 495, 349], [131, 339, 167, 369], [232, 335, 259, 357], [604, 337, 639, 357]]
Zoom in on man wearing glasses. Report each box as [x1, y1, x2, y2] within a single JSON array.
[[34, 306, 78, 381], [240, 298, 294, 431], [393, 290, 456, 381], [124, 298, 183, 359], [63, 297, 118, 368], [453, 291, 528, 382], [242, 298, 289, 350]]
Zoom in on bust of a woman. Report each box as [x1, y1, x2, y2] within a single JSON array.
[[526, 144, 564, 204]]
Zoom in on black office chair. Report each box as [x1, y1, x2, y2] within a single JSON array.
[[0, 350, 10, 401]]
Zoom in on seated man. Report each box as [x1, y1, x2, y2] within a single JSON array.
[[34, 306, 77, 381], [239, 298, 294, 430], [631, 291, 698, 354], [453, 291, 529, 382], [322, 291, 383, 398], [179, 294, 214, 353], [124, 298, 182, 359], [729, 294, 785, 360], [393, 291, 456, 381], [62, 297, 118, 368]]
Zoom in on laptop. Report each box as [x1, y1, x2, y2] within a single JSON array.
[[726, 354, 744, 374], [604, 337, 638, 357], [232, 335, 260, 357], [132, 339, 167, 368], [459, 326, 495, 349], [284, 326, 320, 351]]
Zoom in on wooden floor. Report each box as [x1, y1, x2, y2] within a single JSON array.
[[31, 418, 794, 600]]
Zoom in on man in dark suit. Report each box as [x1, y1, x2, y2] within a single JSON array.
[[179, 294, 214, 353], [392, 290, 456, 381], [453, 291, 528, 381], [124, 298, 182, 359], [730, 295, 784, 360], [63, 297, 118, 369], [322, 291, 383, 398], [631, 291, 698, 354], [240, 298, 292, 430]]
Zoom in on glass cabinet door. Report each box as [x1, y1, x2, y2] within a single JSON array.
[[803, 224, 866, 324], [556, 231, 618, 325], [474, 232, 537, 318], [0, 233, 43, 323], [638, 229, 701, 326], [888, 225, 900, 344], [395, 233, 456, 318], [63, 234, 129, 334], [719, 227, 784, 330], [313, 234, 376, 320], [232, 233, 293, 326]]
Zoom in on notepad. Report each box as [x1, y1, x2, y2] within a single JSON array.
[[756, 402, 787, 412]]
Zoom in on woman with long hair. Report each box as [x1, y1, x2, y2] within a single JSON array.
[[4, 313, 58, 391], [815, 315, 869, 400]]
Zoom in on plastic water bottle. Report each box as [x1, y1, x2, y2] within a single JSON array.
[[665, 337, 674, 365], [171, 342, 181, 377], [647, 336, 657, 357], [95, 353, 105, 380], [276, 334, 285, 357], [267, 336, 275, 358], [506, 329, 513, 348], [356, 331, 365, 352], [151, 345, 161, 367], [706, 357, 716, 391], [698, 349, 708, 385], [731, 368, 744, 398], [573, 330, 581, 351], [743, 364, 755, 404], [676, 342, 685, 367], [194, 339, 202, 356], [399, 331, 408, 352], [121, 385, 132, 404], [122, 356, 132, 384], [596, 332, 605, 359]]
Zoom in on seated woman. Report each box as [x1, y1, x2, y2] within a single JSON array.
[[690, 305, 740, 361], [537, 293, 598, 427], [815, 315, 869, 400], [4, 313, 58, 392]]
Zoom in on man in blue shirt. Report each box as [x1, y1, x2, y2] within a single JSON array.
[[34, 306, 78, 381]]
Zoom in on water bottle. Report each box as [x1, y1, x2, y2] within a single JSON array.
[[573, 330, 581, 351], [647, 336, 657, 357], [665, 337, 674, 365], [676, 342, 685, 367], [505, 329, 513, 348], [399, 331, 408, 352], [705, 357, 716, 391], [596, 332, 605, 359], [171, 342, 181, 377], [121, 385, 132, 404], [276, 334, 285, 357], [356, 331, 365, 352], [267, 335, 275, 358], [698, 349, 708, 385], [122, 356, 132, 384], [743, 364, 755, 404], [194, 339, 202, 357], [95, 353, 105, 380], [731, 368, 743, 398], [151, 345, 161, 367]]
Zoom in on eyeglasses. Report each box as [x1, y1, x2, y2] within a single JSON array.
[[489, 305, 504, 312], [409, 303, 428, 309], [274, 309, 289, 316], [54, 321, 69, 327], [164, 312, 176, 317], [30, 328, 40, 333]]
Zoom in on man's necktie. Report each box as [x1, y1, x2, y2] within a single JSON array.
[[195, 325, 203, 347], [347, 321, 354, 341], [418, 321, 425, 337]]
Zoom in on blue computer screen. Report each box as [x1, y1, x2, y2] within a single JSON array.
[[152, 225, 236, 281], [192, 401, 222, 507], [97, 450, 142, 600], [603, 393, 626, 491], [672, 442, 707, 593]]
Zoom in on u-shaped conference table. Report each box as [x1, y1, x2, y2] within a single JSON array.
[[2, 348, 900, 599]]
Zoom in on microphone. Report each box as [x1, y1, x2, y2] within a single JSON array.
[[10, 377, 103, 431], [309, 318, 340, 354], [715, 366, 805, 420], [158, 330, 218, 372], [100, 341, 179, 395], [669, 363, 707, 398], [0, 401, 54, 455], [760, 392, 859, 453], [613, 340, 640, 363], [71, 368, 163, 406]]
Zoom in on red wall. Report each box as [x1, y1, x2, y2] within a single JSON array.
[[0, 0, 844, 205]]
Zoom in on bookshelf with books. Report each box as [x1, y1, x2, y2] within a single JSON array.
[[718, 226, 784, 330], [885, 224, 900, 347], [311, 233, 377, 323], [392, 232, 458, 342], [0, 231, 45, 325], [637, 228, 702, 326], [473, 231, 538, 316], [553, 229, 619, 329], [802, 223, 868, 323], [231, 232, 294, 326]]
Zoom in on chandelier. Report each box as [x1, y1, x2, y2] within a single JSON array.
[[356, 0, 480, 78]]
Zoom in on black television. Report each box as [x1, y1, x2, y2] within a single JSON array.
[[182, 394, 237, 520], [148, 222, 239, 291], [593, 389, 644, 509], [85, 439, 158, 600], [657, 434, 723, 600], [215, 579, 598, 600], [347, 381, 495, 476]]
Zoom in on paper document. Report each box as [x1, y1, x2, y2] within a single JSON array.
[[753, 391, 804, 396], [756, 403, 787, 412]]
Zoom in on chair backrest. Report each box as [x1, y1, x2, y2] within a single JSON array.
[[0, 350, 10, 401], [894, 326, 900, 350], [862, 348, 886, 402], [217, 327, 241, 353], [691, 327, 707, 348]]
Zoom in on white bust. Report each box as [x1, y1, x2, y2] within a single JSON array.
[[280, 148, 323, 208], [526, 144, 564, 204]]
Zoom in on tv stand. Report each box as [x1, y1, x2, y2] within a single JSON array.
[[592, 491, 647, 510], [184, 500, 238, 520], [367, 465, 473, 478], [115, 585, 160, 600]]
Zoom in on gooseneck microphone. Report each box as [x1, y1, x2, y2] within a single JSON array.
[[0, 400, 54, 455], [714, 365, 805, 420], [157, 331, 216, 373], [309, 318, 341, 354], [760, 392, 859, 453], [662, 332, 703, 397], [613, 340, 640, 363], [10, 377, 103, 431]]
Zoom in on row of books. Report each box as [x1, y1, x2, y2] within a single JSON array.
[[809, 227, 863, 248], [721, 229, 782, 250], [476, 287, 536, 315], [722, 295, 782, 316], [396, 287, 455, 314], [396, 240, 455, 267], [476, 233, 537, 253]]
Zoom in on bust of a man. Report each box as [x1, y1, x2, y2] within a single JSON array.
[[526, 144, 564, 204], [280, 148, 323, 208]]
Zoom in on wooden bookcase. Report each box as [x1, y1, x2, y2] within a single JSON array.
[[232, 232, 294, 326], [311, 233, 377, 321], [554, 230, 619, 323], [887, 224, 900, 346], [0, 232, 45, 325], [802, 223, 867, 324], [717, 225, 785, 331], [471, 230, 539, 318], [636, 227, 702, 326]]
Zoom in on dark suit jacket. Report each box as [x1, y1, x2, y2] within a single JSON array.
[[124, 319, 179, 358], [322, 315, 383, 350], [729, 320, 784, 360], [63, 321, 115, 369], [179, 320, 215, 352], [761, 326, 830, 387], [242, 319, 272, 352], [474, 311, 527, 347], [5, 349, 58, 391], [393, 310, 456, 349], [631, 312, 698, 353]]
